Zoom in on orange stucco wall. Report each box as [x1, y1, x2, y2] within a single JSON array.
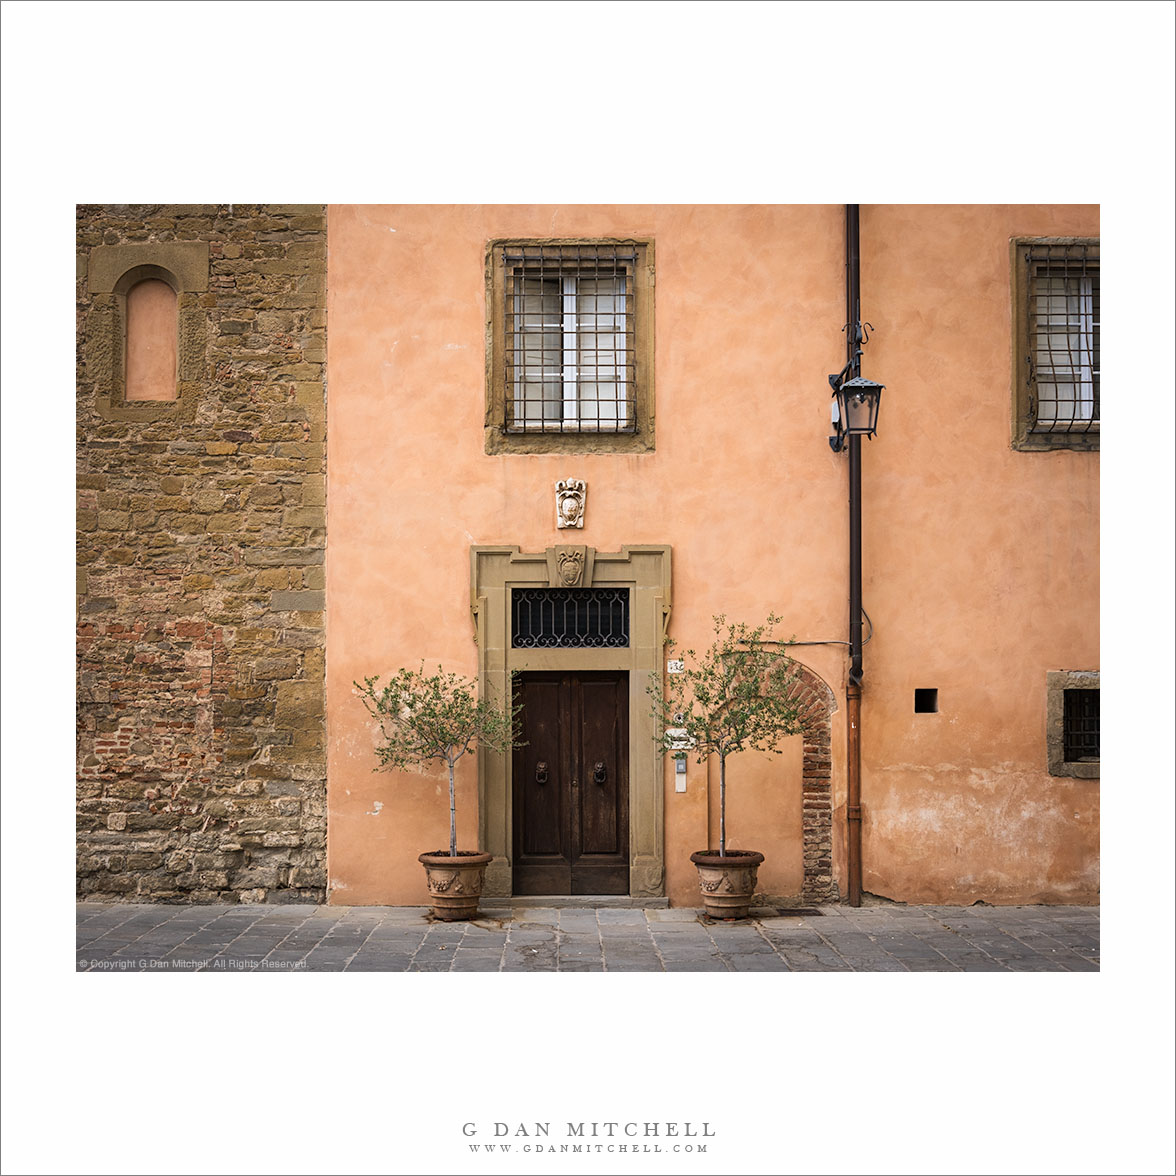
[[325, 204, 1098, 907]]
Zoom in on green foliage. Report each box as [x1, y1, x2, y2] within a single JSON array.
[[648, 615, 805, 855], [649, 615, 805, 762], [355, 664, 522, 856], [356, 665, 519, 772]]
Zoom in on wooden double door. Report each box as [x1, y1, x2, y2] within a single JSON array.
[[512, 671, 630, 895]]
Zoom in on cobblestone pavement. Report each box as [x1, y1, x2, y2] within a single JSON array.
[[76, 901, 1099, 972]]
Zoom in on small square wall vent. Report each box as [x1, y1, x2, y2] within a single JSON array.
[[914, 688, 939, 714]]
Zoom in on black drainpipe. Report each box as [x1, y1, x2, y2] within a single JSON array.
[[844, 204, 864, 907]]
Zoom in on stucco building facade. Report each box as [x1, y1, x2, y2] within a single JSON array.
[[76, 203, 1100, 908]]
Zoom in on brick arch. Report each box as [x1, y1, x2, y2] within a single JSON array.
[[782, 661, 838, 903]]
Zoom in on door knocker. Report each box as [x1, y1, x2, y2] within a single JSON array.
[[535, 761, 549, 785], [593, 761, 607, 785]]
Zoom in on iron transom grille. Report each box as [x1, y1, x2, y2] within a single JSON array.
[[1063, 687, 1100, 762], [504, 243, 637, 434], [1025, 241, 1099, 434], [511, 588, 630, 648]]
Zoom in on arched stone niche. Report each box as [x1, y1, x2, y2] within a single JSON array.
[[86, 241, 209, 421]]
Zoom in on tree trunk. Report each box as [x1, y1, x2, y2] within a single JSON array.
[[719, 752, 726, 856], [448, 758, 457, 857]]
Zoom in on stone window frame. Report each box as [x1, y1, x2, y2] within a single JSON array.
[[1046, 670, 1100, 778], [1010, 236, 1100, 452], [484, 238, 656, 455], [87, 241, 209, 422]]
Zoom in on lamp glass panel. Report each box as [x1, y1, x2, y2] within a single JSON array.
[[843, 391, 877, 434]]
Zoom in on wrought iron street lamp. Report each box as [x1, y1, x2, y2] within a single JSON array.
[[828, 375, 884, 451]]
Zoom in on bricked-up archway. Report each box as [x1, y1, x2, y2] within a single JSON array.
[[782, 662, 838, 903]]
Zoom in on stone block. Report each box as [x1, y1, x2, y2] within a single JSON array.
[[231, 866, 283, 890], [270, 590, 324, 612], [125, 852, 164, 870], [206, 513, 245, 532], [290, 867, 326, 888], [254, 657, 300, 680], [263, 831, 303, 848], [244, 547, 325, 567], [248, 484, 284, 506], [293, 382, 324, 408], [274, 680, 324, 729], [290, 726, 324, 751], [260, 778, 300, 796], [191, 489, 225, 513], [88, 241, 210, 293], [282, 506, 324, 529], [302, 647, 325, 679]]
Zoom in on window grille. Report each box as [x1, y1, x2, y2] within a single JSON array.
[[1063, 688, 1100, 762], [511, 588, 630, 648], [1025, 242, 1099, 435], [503, 244, 636, 434]]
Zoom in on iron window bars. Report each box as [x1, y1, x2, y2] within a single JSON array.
[[511, 588, 630, 648], [503, 244, 637, 434], [1062, 688, 1100, 763], [1024, 241, 1099, 435]]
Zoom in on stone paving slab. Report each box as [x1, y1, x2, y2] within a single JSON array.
[[75, 903, 1099, 973]]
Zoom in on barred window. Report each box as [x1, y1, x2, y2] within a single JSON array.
[[1045, 671, 1099, 778], [508, 244, 634, 432], [486, 240, 654, 454], [1013, 239, 1100, 451], [1062, 688, 1100, 763]]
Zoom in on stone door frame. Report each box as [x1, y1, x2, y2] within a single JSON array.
[[470, 545, 671, 898]]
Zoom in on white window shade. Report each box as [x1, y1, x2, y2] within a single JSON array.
[[1024, 241, 1100, 437], [1034, 273, 1099, 427], [507, 245, 636, 433]]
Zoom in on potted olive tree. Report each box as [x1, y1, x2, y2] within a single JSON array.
[[356, 664, 521, 920], [649, 615, 806, 918]]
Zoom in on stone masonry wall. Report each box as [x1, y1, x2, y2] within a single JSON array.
[[76, 205, 327, 903]]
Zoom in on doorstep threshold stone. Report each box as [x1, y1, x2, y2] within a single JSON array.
[[487, 896, 671, 910]]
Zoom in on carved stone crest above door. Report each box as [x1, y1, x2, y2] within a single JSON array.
[[547, 545, 593, 588]]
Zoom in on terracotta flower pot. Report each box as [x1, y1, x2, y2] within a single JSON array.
[[689, 849, 765, 919], [418, 850, 493, 921]]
